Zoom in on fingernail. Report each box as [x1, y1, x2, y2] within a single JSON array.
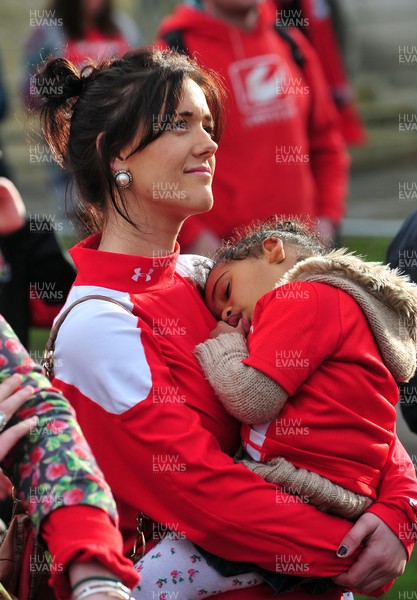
[[23, 386, 35, 395], [337, 545, 349, 557]]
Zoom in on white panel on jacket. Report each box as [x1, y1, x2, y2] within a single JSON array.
[[53, 285, 152, 414]]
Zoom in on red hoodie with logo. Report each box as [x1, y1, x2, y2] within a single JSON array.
[[157, 1, 349, 249]]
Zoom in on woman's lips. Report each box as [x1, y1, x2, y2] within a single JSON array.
[[184, 166, 212, 176]]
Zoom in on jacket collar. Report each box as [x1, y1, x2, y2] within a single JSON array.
[[69, 234, 180, 292]]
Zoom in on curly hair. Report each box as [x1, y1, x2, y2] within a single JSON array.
[[212, 217, 325, 265]]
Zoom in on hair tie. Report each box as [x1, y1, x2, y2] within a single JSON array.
[[64, 74, 86, 99]]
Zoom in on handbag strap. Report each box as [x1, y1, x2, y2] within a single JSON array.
[[42, 294, 132, 380]]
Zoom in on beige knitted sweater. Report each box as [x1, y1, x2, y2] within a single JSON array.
[[195, 250, 417, 520]]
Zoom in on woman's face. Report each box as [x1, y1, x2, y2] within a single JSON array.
[[116, 78, 218, 225]]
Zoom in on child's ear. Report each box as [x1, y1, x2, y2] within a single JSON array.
[[262, 237, 286, 264]]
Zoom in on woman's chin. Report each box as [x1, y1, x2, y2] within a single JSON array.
[[188, 195, 214, 216]]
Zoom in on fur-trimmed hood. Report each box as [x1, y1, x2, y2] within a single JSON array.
[[276, 248, 417, 382]]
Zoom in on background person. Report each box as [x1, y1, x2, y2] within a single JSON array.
[[0, 177, 75, 347], [157, 0, 349, 253], [387, 210, 417, 434], [274, 0, 366, 145]]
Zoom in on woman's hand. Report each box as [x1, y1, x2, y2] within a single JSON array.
[[0, 374, 36, 463], [332, 512, 407, 594]]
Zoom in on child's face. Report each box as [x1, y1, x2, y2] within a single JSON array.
[[205, 254, 289, 324]]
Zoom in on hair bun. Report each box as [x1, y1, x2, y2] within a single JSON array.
[[34, 57, 84, 102]]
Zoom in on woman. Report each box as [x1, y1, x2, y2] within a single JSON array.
[[0, 316, 139, 599], [35, 47, 416, 599]]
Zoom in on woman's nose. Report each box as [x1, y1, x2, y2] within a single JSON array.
[[194, 129, 218, 157]]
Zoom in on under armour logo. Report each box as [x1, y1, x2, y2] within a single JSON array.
[[132, 267, 154, 282]]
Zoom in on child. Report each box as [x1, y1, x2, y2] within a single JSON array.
[[133, 219, 417, 599]]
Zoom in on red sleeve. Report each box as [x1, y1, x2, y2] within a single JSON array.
[[366, 435, 417, 559], [42, 506, 140, 600], [243, 282, 340, 394], [288, 28, 350, 223]]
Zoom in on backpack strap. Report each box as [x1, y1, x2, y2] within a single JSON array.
[[274, 24, 305, 69], [42, 294, 132, 380]]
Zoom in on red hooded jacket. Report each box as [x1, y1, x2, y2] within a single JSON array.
[[157, 1, 349, 249]]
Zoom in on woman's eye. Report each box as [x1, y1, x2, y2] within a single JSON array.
[[204, 125, 214, 138], [225, 282, 231, 299], [172, 120, 187, 131]]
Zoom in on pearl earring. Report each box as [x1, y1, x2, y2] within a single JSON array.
[[114, 170, 133, 189]]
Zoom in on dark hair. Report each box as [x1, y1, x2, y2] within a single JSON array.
[[34, 48, 225, 233], [213, 217, 325, 265], [50, 0, 118, 39]]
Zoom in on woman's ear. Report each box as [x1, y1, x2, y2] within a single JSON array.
[[262, 237, 286, 264]]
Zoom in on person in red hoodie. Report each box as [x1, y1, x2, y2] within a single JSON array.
[[157, 0, 349, 254]]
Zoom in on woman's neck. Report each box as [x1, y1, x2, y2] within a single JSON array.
[[98, 212, 181, 257]]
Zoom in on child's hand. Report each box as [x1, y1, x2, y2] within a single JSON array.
[[209, 317, 250, 339]]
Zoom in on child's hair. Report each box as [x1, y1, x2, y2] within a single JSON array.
[[212, 217, 325, 266]]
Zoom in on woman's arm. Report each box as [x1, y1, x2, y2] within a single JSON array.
[[53, 301, 359, 579], [53, 298, 417, 594], [0, 375, 37, 460]]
